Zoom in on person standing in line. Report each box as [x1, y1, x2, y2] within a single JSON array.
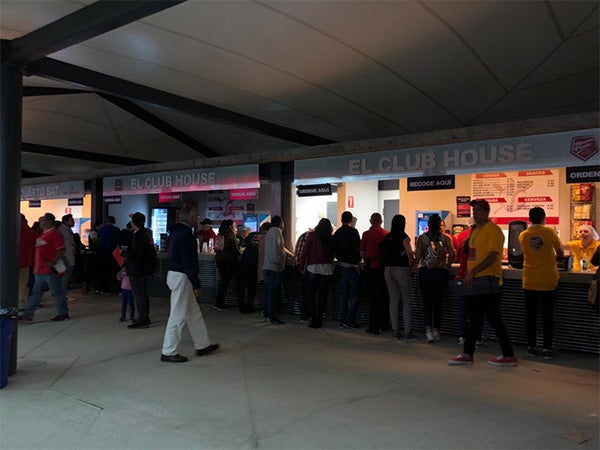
[[213, 219, 240, 311], [117, 267, 135, 322], [58, 214, 76, 298], [21, 213, 70, 321], [360, 212, 389, 335], [449, 199, 517, 366], [415, 214, 455, 343], [263, 215, 289, 325], [125, 212, 153, 329], [161, 203, 219, 363], [294, 228, 313, 322], [299, 218, 334, 329], [236, 225, 268, 314], [441, 219, 459, 261], [519, 207, 563, 360], [332, 211, 361, 329], [96, 216, 120, 294], [379, 214, 418, 340], [18, 214, 37, 312]]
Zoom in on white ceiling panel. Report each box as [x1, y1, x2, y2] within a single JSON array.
[[21, 152, 116, 175], [426, 1, 562, 90], [548, 0, 599, 37], [0, 1, 82, 38], [124, 134, 203, 163]]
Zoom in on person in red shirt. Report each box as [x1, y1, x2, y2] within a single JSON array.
[[21, 213, 70, 321], [18, 214, 37, 311], [196, 218, 217, 251], [360, 212, 389, 335]]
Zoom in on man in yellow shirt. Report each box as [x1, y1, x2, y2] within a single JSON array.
[[518, 207, 563, 360], [449, 199, 517, 367]]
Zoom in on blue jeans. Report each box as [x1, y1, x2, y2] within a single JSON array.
[[263, 270, 284, 321], [337, 265, 360, 326], [26, 273, 68, 318]]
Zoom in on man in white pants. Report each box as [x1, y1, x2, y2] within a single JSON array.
[[161, 203, 219, 363]]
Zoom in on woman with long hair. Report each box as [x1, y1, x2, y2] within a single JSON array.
[[214, 219, 240, 310], [415, 214, 455, 343], [298, 218, 334, 329], [379, 214, 417, 340]]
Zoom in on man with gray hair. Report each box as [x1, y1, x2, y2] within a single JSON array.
[[161, 203, 219, 363]]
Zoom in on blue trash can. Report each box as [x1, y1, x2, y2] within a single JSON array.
[[0, 316, 16, 389]]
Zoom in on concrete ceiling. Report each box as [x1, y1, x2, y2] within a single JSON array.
[[1, 0, 598, 177]]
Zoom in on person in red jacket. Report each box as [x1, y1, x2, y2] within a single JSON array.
[[19, 214, 37, 311], [298, 218, 334, 329], [360, 212, 389, 335]]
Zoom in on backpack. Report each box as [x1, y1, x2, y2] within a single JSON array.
[[214, 235, 225, 252], [379, 234, 407, 267], [144, 235, 157, 275], [422, 232, 447, 269]]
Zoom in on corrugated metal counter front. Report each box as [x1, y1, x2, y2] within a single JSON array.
[[148, 256, 599, 354]]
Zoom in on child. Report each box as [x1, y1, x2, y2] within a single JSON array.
[[117, 268, 135, 322]]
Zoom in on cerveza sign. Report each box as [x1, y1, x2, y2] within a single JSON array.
[[294, 128, 600, 183], [407, 175, 455, 191], [21, 181, 84, 201], [103, 165, 259, 196], [297, 184, 332, 197]]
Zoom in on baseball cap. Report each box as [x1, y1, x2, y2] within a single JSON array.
[[129, 212, 146, 227], [470, 199, 490, 211], [200, 218, 213, 225]]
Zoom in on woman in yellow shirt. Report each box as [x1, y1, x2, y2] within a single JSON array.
[[565, 224, 600, 271]]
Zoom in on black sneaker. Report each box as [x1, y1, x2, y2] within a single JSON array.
[[403, 331, 419, 341], [340, 323, 352, 329], [269, 319, 286, 325], [213, 305, 232, 311], [51, 314, 70, 321], [365, 328, 380, 335], [196, 344, 220, 356], [128, 320, 149, 329], [542, 349, 553, 360], [527, 347, 537, 357], [161, 354, 188, 363]]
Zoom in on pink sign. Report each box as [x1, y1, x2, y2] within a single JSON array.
[[229, 189, 258, 200], [158, 192, 182, 203]]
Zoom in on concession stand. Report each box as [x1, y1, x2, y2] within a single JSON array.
[[291, 127, 600, 353], [102, 164, 266, 301]]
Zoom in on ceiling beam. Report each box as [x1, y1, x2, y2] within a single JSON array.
[[98, 93, 220, 158], [23, 86, 89, 96], [26, 57, 336, 146], [22, 142, 155, 166], [7, 1, 187, 65], [21, 169, 53, 178]]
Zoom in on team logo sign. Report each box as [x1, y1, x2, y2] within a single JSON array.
[[570, 136, 598, 161]]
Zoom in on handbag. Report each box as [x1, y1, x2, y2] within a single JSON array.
[[451, 275, 500, 297]]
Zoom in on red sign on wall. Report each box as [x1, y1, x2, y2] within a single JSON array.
[[347, 196, 354, 208], [158, 192, 182, 203]]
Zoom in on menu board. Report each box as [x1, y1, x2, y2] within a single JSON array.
[[471, 169, 559, 225]]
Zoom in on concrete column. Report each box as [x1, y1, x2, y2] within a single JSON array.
[[0, 57, 23, 310], [1, 55, 23, 378]]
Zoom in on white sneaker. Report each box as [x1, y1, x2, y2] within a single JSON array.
[[458, 337, 466, 345], [425, 329, 434, 343], [433, 329, 441, 341]]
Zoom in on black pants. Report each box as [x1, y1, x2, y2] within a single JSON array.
[[306, 272, 330, 328], [463, 291, 514, 357], [216, 259, 235, 308], [129, 275, 150, 323], [366, 267, 389, 332], [524, 289, 556, 349], [236, 263, 258, 313], [299, 270, 312, 320], [418, 267, 448, 330]]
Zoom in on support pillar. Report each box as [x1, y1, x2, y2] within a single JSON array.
[[0, 52, 23, 377]]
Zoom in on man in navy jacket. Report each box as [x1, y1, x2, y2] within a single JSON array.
[[160, 203, 219, 363]]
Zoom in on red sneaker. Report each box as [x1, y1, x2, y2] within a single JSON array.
[[448, 354, 474, 365], [487, 355, 518, 366]]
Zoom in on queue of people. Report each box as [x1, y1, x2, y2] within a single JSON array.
[[16, 201, 598, 367]]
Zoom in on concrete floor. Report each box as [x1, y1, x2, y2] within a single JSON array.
[[1, 291, 598, 450]]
